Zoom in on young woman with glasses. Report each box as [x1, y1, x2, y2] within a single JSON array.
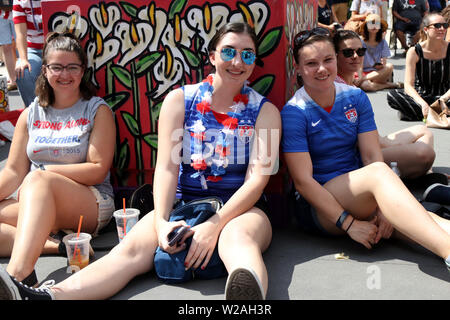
[[0, 22, 280, 300], [334, 29, 436, 180], [388, 13, 450, 121], [0, 32, 116, 289], [281, 28, 450, 273]]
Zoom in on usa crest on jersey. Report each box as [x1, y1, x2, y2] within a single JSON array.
[[237, 123, 254, 144], [345, 107, 358, 123]]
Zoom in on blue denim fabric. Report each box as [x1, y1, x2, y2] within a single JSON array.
[[154, 197, 227, 284], [16, 48, 42, 107]]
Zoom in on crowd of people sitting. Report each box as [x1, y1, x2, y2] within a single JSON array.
[[0, 0, 449, 302]]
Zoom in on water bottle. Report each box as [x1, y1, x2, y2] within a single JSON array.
[[390, 162, 401, 177]]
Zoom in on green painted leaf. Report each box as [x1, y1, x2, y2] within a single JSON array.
[[251, 75, 275, 96], [180, 46, 201, 68], [116, 139, 130, 169], [120, 2, 138, 18], [168, 0, 187, 20], [143, 133, 158, 150], [258, 27, 283, 57], [136, 52, 162, 75], [152, 101, 163, 118], [111, 65, 132, 89], [121, 111, 140, 137], [104, 92, 130, 112]]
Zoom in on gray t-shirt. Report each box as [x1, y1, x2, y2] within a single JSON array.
[[27, 96, 114, 198]]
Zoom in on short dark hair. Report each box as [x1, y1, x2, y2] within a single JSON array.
[[333, 29, 361, 52], [35, 32, 96, 107]]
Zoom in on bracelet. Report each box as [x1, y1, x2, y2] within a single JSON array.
[[345, 217, 355, 232], [39, 164, 45, 171], [335, 210, 350, 229]]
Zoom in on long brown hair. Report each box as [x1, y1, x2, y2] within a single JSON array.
[[35, 32, 96, 107]]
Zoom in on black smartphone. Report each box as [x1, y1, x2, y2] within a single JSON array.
[[374, 62, 382, 67], [167, 226, 189, 247]]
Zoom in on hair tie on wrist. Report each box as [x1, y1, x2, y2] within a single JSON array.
[[346, 217, 355, 232]]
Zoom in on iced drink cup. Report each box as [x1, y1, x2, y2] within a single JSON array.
[[62, 232, 92, 273], [113, 208, 139, 242]]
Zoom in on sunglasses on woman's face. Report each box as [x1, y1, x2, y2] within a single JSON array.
[[220, 47, 256, 65], [341, 47, 367, 58], [427, 22, 449, 29]]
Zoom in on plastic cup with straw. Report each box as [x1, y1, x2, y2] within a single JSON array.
[[73, 215, 84, 264]]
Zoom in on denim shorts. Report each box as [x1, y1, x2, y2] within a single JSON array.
[[290, 189, 334, 237], [89, 186, 115, 237], [0, 19, 15, 45]]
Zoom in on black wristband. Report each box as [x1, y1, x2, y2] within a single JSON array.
[[336, 210, 350, 229], [345, 217, 355, 232]]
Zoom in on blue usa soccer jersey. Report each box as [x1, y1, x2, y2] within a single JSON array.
[[281, 82, 377, 185]]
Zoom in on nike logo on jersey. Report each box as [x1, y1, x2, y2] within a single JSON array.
[[312, 119, 321, 127], [33, 149, 43, 154]]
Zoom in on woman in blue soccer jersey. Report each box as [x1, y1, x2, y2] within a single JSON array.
[[0, 22, 280, 300], [281, 28, 450, 270], [0, 32, 116, 288]]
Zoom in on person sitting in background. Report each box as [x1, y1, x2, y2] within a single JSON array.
[[393, 0, 429, 51], [387, 12, 450, 121], [344, 0, 384, 32], [331, 0, 349, 25], [0, 6, 17, 91], [334, 29, 436, 179], [358, 14, 403, 91], [317, 0, 342, 33], [13, 0, 43, 107]]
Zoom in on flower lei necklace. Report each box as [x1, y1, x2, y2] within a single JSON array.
[[189, 74, 249, 190]]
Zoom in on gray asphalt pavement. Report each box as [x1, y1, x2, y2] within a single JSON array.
[[0, 50, 449, 303]]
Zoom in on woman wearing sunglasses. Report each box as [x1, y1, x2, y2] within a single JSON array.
[[281, 28, 450, 272], [0, 22, 280, 300], [388, 13, 450, 121], [334, 29, 436, 179]]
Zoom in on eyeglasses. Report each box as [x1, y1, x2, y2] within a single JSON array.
[[220, 48, 256, 65], [46, 63, 84, 76], [294, 27, 331, 47], [427, 22, 449, 29], [341, 47, 367, 58]]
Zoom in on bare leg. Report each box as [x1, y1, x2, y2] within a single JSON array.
[[380, 125, 435, 178], [51, 212, 158, 300], [218, 208, 272, 296], [395, 30, 407, 49], [1, 43, 17, 84], [6, 170, 99, 281], [320, 162, 450, 259]]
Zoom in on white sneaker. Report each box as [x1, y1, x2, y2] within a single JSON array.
[[225, 267, 265, 300]]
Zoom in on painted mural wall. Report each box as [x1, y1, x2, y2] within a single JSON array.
[[42, 0, 317, 178]]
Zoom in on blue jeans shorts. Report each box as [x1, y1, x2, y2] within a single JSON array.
[[0, 19, 15, 45], [290, 189, 334, 237]]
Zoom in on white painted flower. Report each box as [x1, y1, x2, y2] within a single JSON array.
[[88, 2, 121, 39], [86, 35, 120, 86], [49, 12, 89, 39], [185, 4, 230, 54], [113, 21, 153, 66], [228, 2, 269, 36], [151, 47, 183, 99]]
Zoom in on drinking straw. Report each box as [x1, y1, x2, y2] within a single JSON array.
[[72, 215, 84, 261], [123, 198, 127, 237]]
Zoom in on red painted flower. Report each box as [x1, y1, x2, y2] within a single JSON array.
[[222, 117, 238, 130], [196, 100, 211, 114], [233, 93, 248, 105], [191, 159, 207, 171], [207, 175, 223, 182]]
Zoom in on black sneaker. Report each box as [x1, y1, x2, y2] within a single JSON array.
[[423, 183, 450, 205], [0, 266, 54, 300], [225, 267, 265, 300]]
